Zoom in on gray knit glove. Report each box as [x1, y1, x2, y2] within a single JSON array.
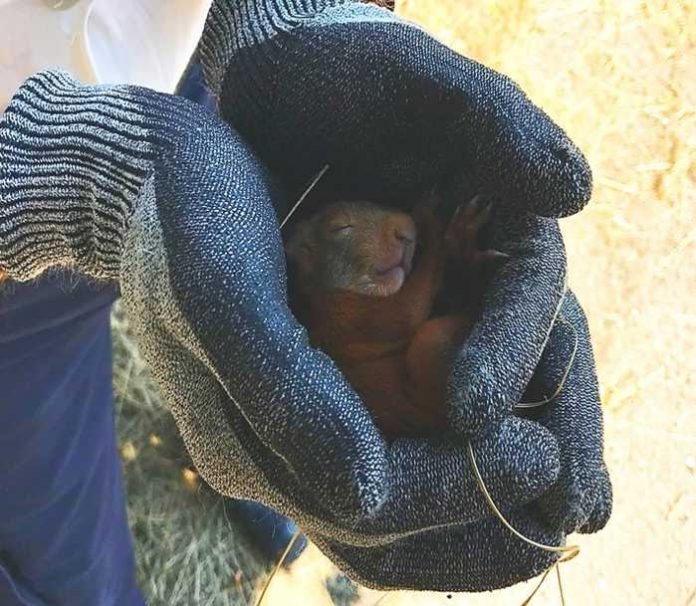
[[200, 0, 610, 523], [196, 0, 612, 588], [0, 70, 565, 591], [200, 0, 588, 432]]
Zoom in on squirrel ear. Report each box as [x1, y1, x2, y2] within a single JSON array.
[[284, 223, 308, 258]]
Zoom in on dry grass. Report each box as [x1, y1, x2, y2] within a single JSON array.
[[114, 1, 695, 604], [113, 308, 266, 606]]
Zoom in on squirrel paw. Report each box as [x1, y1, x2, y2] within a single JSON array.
[[445, 195, 509, 267], [412, 206, 445, 249]]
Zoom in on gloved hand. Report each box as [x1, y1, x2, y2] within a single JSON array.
[[0, 70, 564, 590], [197, 0, 611, 586], [200, 0, 588, 434]]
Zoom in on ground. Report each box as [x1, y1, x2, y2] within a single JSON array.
[[114, 1, 696, 604]]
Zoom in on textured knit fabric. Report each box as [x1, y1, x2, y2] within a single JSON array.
[[196, 0, 612, 588], [0, 69, 590, 591], [175, 56, 308, 567], [0, 274, 144, 606], [198, 0, 589, 436]]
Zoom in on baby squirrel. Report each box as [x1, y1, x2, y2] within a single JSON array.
[[286, 197, 502, 438]]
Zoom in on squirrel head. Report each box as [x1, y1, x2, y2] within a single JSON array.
[[285, 200, 417, 297]]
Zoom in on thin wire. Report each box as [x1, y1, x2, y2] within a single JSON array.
[[469, 442, 579, 606], [556, 563, 566, 606], [466, 442, 580, 560], [520, 567, 553, 606], [516, 317, 578, 410], [253, 529, 302, 606], [279, 165, 330, 230], [467, 313, 581, 606]]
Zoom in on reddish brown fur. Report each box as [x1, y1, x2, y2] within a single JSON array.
[[291, 202, 490, 437], [363, 0, 396, 10]]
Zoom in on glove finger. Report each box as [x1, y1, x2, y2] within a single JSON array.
[[311, 507, 563, 592], [528, 291, 611, 533], [207, 5, 591, 217], [578, 464, 612, 534], [447, 212, 566, 436], [122, 125, 390, 522], [245, 416, 558, 548], [342, 416, 560, 543]]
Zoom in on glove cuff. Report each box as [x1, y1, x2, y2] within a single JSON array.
[[200, 0, 332, 98], [199, 0, 393, 98], [0, 70, 156, 281]]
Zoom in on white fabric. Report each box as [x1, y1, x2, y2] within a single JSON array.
[[0, 0, 212, 112]]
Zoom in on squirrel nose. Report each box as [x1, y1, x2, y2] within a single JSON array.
[[395, 229, 414, 244], [390, 216, 416, 245]]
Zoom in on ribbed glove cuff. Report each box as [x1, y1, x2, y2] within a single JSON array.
[[0, 70, 155, 281], [199, 0, 394, 98]]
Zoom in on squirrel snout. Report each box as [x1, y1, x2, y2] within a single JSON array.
[[388, 215, 416, 247], [395, 230, 414, 245]]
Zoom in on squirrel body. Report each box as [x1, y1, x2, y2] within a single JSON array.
[[286, 199, 492, 437]]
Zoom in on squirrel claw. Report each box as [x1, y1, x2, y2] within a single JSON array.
[[460, 195, 492, 230], [444, 194, 509, 267], [445, 194, 490, 249]]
